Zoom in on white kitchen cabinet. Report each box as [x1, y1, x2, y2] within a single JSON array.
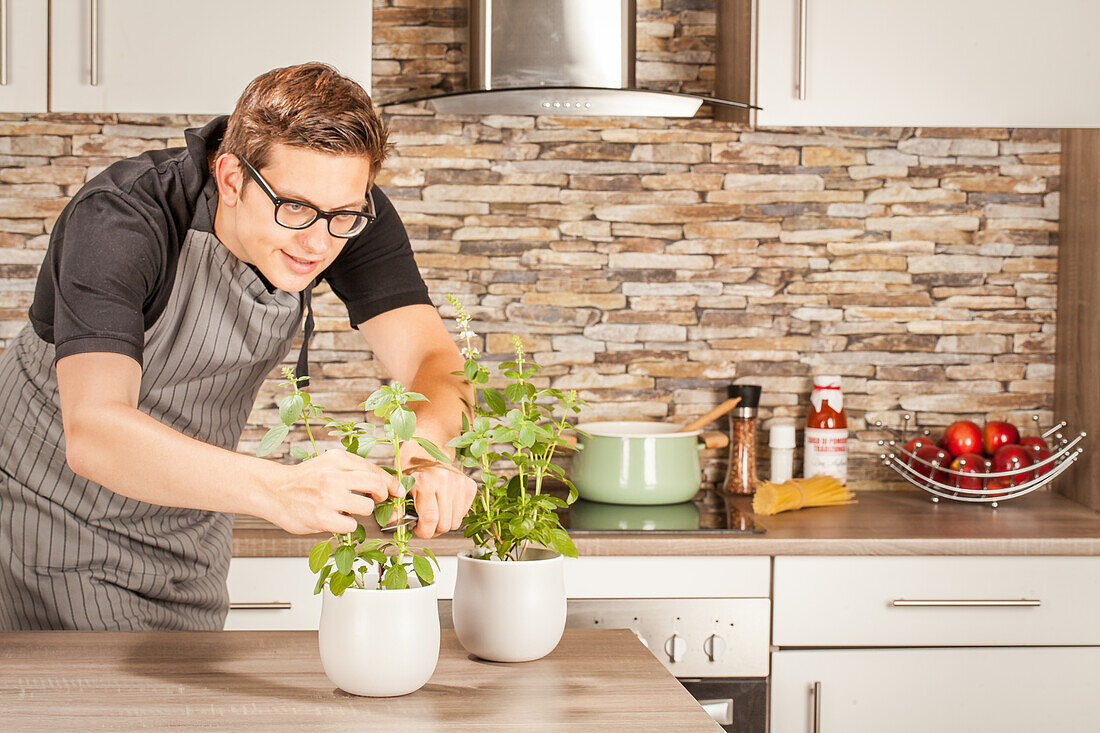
[[0, 0, 48, 112], [756, 0, 1100, 127], [770, 647, 1100, 733], [49, 0, 372, 114], [773, 556, 1100, 646]]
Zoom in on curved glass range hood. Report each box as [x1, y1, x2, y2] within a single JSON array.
[[378, 0, 758, 118]]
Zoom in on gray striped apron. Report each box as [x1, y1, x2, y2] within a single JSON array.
[[0, 179, 304, 630]]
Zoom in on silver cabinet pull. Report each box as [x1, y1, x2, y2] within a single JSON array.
[[229, 601, 292, 610], [797, 0, 808, 100], [1, 0, 8, 86], [892, 599, 1041, 607], [89, 0, 99, 86], [811, 680, 821, 733]]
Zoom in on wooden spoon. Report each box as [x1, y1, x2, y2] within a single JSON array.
[[676, 396, 741, 434]]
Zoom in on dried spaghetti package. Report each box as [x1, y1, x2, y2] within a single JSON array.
[[752, 475, 856, 516]]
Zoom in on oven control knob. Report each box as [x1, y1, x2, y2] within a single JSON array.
[[664, 634, 686, 663], [704, 634, 727, 662]]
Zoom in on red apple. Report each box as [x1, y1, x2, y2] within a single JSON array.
[[986, 477, 1014, 499], [948, 452, 988, 494], [911, 445, 950, 486], [902, 436, 935, 457], [991, 444, 1033, 483], [1026, 444, 1055, 479], [941, 420, 982, 458], [1020, 436, 1048, 452], [983, 421, 1020, 457]]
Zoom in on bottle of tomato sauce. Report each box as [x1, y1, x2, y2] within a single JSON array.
[[804, 376, 848, 484]]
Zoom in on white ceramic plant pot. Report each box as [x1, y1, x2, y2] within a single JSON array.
[[451, 548, 566, 663], [317, 581, 440, 697]]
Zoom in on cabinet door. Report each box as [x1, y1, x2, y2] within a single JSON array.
[[756, 0, 1100, 127], [0, 0, 47, 112], [771, 647, 1100, 733], [49, 0, 372, 114]]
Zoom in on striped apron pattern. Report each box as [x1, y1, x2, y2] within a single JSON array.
[[0, 179, 303, 630]]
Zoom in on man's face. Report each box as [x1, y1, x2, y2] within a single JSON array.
[[233, 145, 374, 292]]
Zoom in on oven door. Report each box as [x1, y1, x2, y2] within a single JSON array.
[[678, 677, 767, 733]]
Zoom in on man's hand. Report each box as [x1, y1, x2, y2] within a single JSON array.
[[405, 461, 477, 539], [264, 450, 403, 535]]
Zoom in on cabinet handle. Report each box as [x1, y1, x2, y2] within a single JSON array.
[[1, 0, 8, 86], [89, 0, 99, 86], [797, 0, 808, 100], [891, 599, 1041, 607], [811, 680, 821, 733], [229, 601, 293, 610]]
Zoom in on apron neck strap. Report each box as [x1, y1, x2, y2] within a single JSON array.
[[296, 285, 315, 388]]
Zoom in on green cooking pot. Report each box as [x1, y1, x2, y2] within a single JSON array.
[[571, 421, 730, 505]]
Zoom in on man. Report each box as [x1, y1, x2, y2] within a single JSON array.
[[0, 63, 476, 631]]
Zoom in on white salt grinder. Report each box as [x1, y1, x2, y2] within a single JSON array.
[[769, 422, 796, 484]]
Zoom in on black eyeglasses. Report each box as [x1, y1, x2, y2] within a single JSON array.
[[239, 157, 376, 238]]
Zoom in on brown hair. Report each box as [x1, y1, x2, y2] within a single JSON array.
[[216, 62, 389, 180]]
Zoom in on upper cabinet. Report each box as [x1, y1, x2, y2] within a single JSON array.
[[755, 0, 1100, 128], [0, 0, 48, 112], [3, 1, 373, 115]]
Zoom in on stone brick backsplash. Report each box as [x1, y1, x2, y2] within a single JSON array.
[[0, 1, 1059, 496]]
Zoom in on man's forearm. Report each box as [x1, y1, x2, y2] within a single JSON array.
[[404, 349, 472, 460], [65, 402, 283, 520]]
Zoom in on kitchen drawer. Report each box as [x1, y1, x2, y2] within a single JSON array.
[[771, 647, 1100, 733], [224, 557, 321, 630], [773, 556, 1100, 646]]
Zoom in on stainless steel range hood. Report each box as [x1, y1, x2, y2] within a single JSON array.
[[379, 0, 757, 117]]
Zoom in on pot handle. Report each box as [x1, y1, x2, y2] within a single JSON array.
[[698, 431, 729, 450]]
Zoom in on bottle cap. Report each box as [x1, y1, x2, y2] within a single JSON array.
[[812, 375, 842, 389], [727, 384, 762, 409], [769, 422, 797, 448]]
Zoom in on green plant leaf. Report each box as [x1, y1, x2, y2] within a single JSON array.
[[390, 407, 416, 441], [361, 389, 390, 412], [506, 474, 524, 500], [328, 570, 355, 596], [414, 437, 451, 464], [355, 436, 377, 458], [482, 387, 507, 415], [351, 524, 366, 543], [412, 554, 434, 586], [360, 549, 387, 565], [334, 545, 355, 575], [549, 528, 578, 558], [279, 393, 305, 426], [464, 359, 479, 382], [505, 382, 527, 403], [374, 502, 394, 527], [405, 391, 428, 402], [382, 562, 408, 590], [313, 565, 331, 595], [421, 547, 439, 568], [470, 438, 488, 459], [508, 516, 534, 539], [308, 541, 333, 573], [256, 424, 290, 457], [400, 474, 415, 493], [290, 445, 311, 461], [518, 422, 536, 447]]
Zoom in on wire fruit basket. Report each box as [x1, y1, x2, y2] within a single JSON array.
[[877, 414, 1086, 507]]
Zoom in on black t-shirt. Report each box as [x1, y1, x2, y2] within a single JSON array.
[[28, 116, 430, 366]]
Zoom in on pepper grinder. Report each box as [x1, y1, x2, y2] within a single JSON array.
[[723, 384, 762, 495]]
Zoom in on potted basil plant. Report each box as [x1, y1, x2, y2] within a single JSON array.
[[445, 296, 585, 663], [258, 368, 449, 697]]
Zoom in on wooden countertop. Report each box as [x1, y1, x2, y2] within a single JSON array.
[[0, 629, 719, 732], [233, 490, 1100, 558]]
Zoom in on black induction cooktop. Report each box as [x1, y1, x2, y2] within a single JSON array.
[[558, 495, 765, 534]]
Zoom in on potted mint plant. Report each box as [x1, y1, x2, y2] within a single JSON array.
[[444, 296, 584, 663], [258, 368, 448, 697]]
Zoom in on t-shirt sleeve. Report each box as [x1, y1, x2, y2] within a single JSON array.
[[49, 191, 162, 366], [322, 187, 432, 328]]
